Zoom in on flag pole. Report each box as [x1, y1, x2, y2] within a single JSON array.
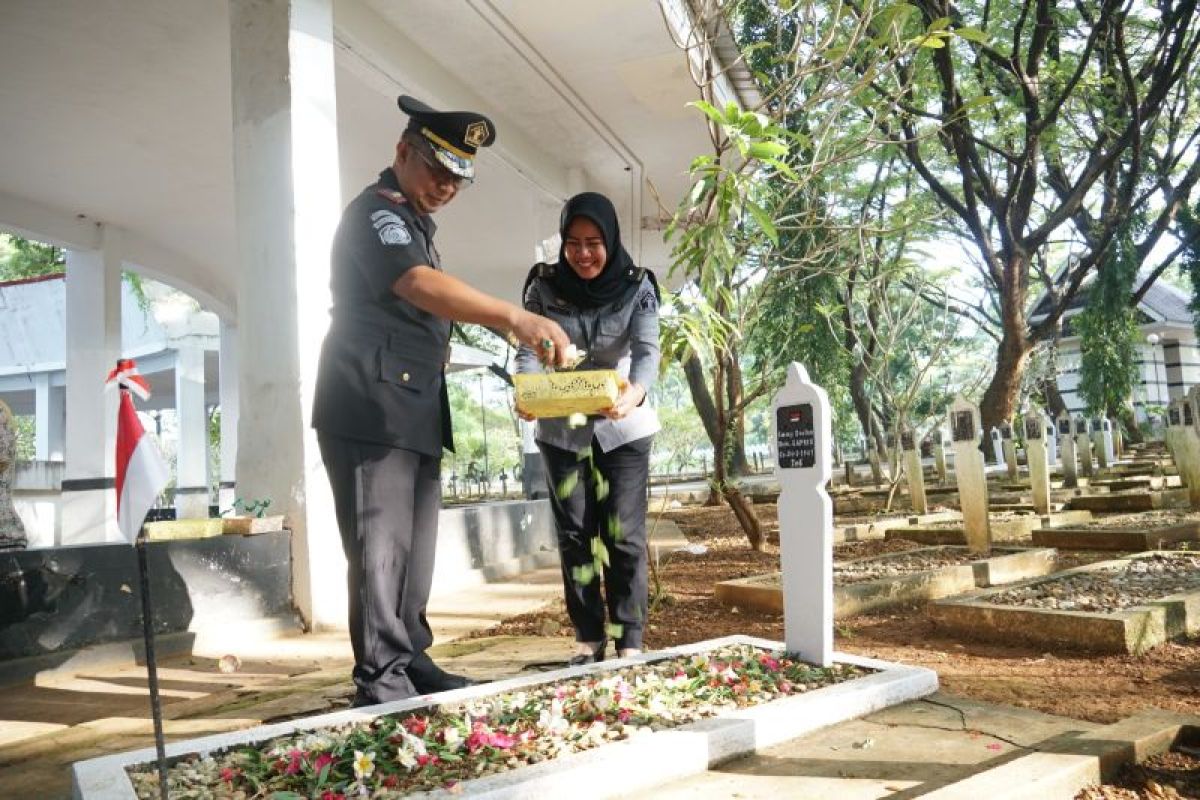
[[136, 526, 170, 800]]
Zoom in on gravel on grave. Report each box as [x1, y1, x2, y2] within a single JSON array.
[[916, 512, 1036, 529], [1064, 509, 1200, 531], [1074, 742, 1200, 799], [835, 546, 986, 585], [987, 554, 1200, 613]]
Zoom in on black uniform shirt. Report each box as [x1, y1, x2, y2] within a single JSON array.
[[313, 168, 454, 455]]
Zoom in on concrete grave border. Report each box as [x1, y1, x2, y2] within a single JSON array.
[[714, 546, 1058, 617], [930, 552, 1200, 654], [920, 711, 1200, 799], [71, 635, 938, 800], [1033, 519, 1200, 551], [885, 510, 1092, 544], [1066, 488, 1187, 513]]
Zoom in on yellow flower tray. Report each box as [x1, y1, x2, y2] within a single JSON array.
[[513, 370, 620, 418], [144, 519, 224, 541], [222, 514, 287, 535]]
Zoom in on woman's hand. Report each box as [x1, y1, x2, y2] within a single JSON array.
[[604, 380, 646, 420]]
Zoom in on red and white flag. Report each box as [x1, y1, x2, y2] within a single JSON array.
[[108, 359, 169, 545]]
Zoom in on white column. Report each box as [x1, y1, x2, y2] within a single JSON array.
[[218, 318, 239, 510], [173, 346, 208, 518], [1075, 418, 1094, 478], [1024, 412, 1051, 516], [989, 427, 1003, 465], [932, 430, 948, 485], [772, 363, 833, 666], [1058, 413, 1078, 489], [1045, 418, 1058, 467], [902, 429, 927, 514], [950, 398, 991, 554], [229, 0, 341, 628], [1000, 423, 1019, 479], [34, 372, 65, 461], [61, 225, 122, 544]]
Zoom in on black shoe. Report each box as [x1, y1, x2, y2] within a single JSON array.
[[567, 642, 607, 666], [407, 660, 479, 693]]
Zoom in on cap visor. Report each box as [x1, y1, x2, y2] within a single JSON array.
[[431, 144, 474, 180]]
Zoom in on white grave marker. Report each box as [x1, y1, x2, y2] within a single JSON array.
[[1101, 419, 1116, 466], [1024, 412, 1051, 515], [989, 426, 1004, 465], [1058, 413, 1078, 488], [902, 428, 928, 514], [1075, 417, 1094, 478], [950, 397, 991, 554], [1167, 401, 1185, 484], [1045, 418, 1059, 467], [1000, 422, 1019, 479], [1091, 417, 1109, 470], [933, 429, 949, 484], [1187, 387, 1200, 509], [771, 363, 833, 666]]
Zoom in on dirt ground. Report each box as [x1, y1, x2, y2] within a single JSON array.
[[476, 501, 1200, 726]]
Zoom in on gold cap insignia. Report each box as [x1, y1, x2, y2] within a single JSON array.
[[464, 121, 490, 149]]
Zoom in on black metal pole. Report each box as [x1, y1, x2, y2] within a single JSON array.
[[136, 532, 170, 800]]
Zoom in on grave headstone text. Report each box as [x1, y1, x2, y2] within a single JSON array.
[[951, 398, 991, 554]]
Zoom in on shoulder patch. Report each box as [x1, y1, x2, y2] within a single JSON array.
[[637, 286, 658, 312], [370, 210, 412, 246]]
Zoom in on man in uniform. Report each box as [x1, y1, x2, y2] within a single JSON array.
[[313, 95, 570, 707]]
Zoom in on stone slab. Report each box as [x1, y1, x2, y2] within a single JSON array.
[[1067, 492, 1168, 513], [920, 711, 1200, 799], [71, 635, 939, 800], [832, 510, 960, 543], [715, 547, 1057, 617], [885, 511, 1092, 544], [1032, 521, 1200, 551], [930, 552, 1200, 654]]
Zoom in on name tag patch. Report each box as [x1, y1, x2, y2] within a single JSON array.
[[370, 210, 412, 246]]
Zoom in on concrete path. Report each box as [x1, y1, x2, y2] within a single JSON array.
[[0, 564, 1117, 800]]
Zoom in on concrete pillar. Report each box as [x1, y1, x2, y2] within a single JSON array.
[[173, 346, 208, 518], [218, 319, 239, 511], [772, 363, 833, 666], [1045, 419, 1058, 467], [1075, 417, 1094, 478], [33, 372, 65, 461], [1058, 413, 1078, 488], [1187, 388, 1200, 508], [61, 226, 122, 544], [901, 429, 927, 514], [932, 430, 948, 485], [1091, 417, 1108, 470], [1166, 401, 1184, 483], [989, 427, 1003, 465], [1000, 422, 1018, 479], [950, 398, 991, 554], [1024, 413, 1051, 515], [229, 0, 341, 628]]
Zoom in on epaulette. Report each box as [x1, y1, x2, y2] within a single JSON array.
[[624, 266, 645, 283], [375, 187, 407, 205], [535, 262, 556, 279]]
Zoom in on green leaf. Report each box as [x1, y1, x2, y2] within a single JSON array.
[[689, 100, 725, 127], [747, 141, 789, 160], [572, 563, 596, 585], [927, 16, 951, 31], [918, 35, 947, 48], [605, 622, 625, 639], [744, 199, 779, 246], [556, 471, 579, 499], [954, 26, 989, 44], [607, 512, 623, 541]]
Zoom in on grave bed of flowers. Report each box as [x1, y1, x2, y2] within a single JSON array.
[[127, 643, 869, 799]]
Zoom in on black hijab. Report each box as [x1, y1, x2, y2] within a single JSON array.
[[549, 192, 641, 309]]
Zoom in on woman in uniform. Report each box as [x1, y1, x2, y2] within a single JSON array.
[[516, 192, 661, 664]]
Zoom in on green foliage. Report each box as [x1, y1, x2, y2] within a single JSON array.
[[0, 234, 65, 280], [1076, 226, 1141, 416], [445, 372, 520, 481]]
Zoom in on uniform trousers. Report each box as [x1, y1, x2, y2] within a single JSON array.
[[539, 436, 651, 650], [318, 433, 441, 705]]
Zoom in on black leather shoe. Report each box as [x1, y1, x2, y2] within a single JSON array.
[[407, 659, 479, 693], [567, 642, 607, 666]]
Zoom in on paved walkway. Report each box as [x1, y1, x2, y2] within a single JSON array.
[[0, 564, 1116, 800]]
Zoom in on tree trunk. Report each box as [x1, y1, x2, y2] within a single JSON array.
[[683, 353, 719, 445], [722, 483, 763, 550], [849, 362, 886, 481], [1115, 403, 1145, 444], [979, 323, 1033, 436], [1041, 374, 1068, 418]]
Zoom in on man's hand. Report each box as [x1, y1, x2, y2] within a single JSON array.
[[604, 380, 646, 420], [509, 309, 570, 367]]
